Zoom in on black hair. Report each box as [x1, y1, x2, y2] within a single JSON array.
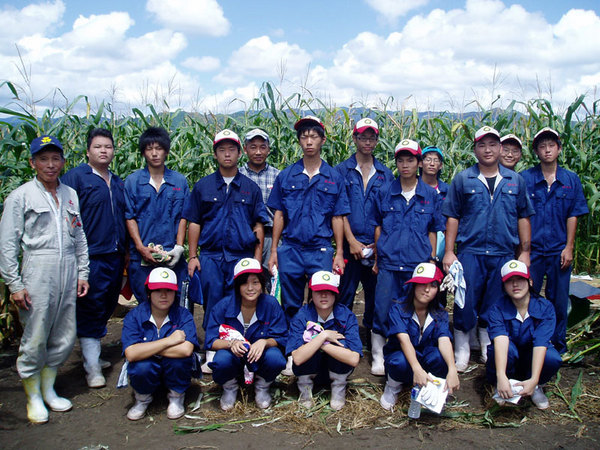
[[87, 128, 114, 149], [214, 139, 241, 153], [400, 280, 444, 316], [32, 148, 64, 161], [139, 127, 170, 154], [234, 271, 266, 298], [533, 133, 561, 152], [307, 287, 340, 305], [395, 150, 422, 162], [296, 123, 325, 140]]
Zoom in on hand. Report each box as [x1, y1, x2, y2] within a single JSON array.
[[168, 329, 186, 346], [247, 339, 267, 363], [188, 258, 201, 277], [515, 378, 537, 397], [496, 375, 514, 399], [517, 251, 530, 268], [166, 245, 185, 268], [440, 273, 455, 293], [349, 239, 365, 260], [230, 340, 248, 358], [333, 253, 345, 275], [442, 251, 458, 273], [372, 260, 379, 275], [11, 289, 32, 310], [321, 330, 345, 347], [445, 369, 460, 394], [138, 245, 158, 264], [268, 250, 278, 275], [413, 367, 433, 388], [560, 246, 574, 270], [77, 280, 89, 297]]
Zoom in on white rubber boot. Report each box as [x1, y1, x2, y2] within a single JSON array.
[[80, 337, 106, 388], [22, 374, 49, 424], [469, 327, 480, 350], [127, 391, 153, 420], [167, 390, 185, 419], [478, 327, 491, 363], [40, 367, 72, 412], [297, 375, 315, 408], [531, 385, 549, 410], [370, 332, 386, 376], [454, 329, 471, 372], [329, 371, 349, 411], [201, 351, 215, 374], [380, 376, 403, 411], [254, 376, 273, 409], [281, 355, 294, 376], [220, 379, 239, 411]]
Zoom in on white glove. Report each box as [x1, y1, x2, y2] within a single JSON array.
[[166, 245, 185, 267], [440, 273, 455, 293]]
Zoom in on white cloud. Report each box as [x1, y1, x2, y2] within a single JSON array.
[[0, 0, 65, 47], [146, 0, 230, 37], [365, 0, 429, 21], [182, 56, 221, 72]]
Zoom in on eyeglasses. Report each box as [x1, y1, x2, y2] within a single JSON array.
[[501, 148, 521, 155], [356, 136, 378, 143], [423, 157, 441, 164]]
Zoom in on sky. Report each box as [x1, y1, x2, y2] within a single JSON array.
[[1, 0, 600, 115]]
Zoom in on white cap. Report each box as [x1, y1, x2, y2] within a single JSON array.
[[500, 134, 522, 148], [233, 258, 263, 279], [146, 268, 178, 291], [533, 127, 560, 148], [474, 126, 500, 142], [394, 139, 421, 158], [294, 115, 324, 130], [213, 129, 241, 149], [405, 262, 444, 285], [354, 118, 379, 135], [244, 128, 270, 143], [501, 260, 530, 282], [309, 271, 340, 293]]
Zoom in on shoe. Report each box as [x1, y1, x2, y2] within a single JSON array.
[[531, 386, 549, 410], [201, 351, 215, 374], [86, 372, 106, 389], [297, 375, 315, 408], [22, 374, 49, 424], [167, 390, 185, 419], [380, 376, 403, 411], [81, 338, 106, 388], [40, 367, 72, 412], [254, 376, 273, 409], [220, 379, 239, 411], [454, 329, 470, 372], [127, 391, 153, 420], [329, 371, 349, 411], [478, 327, 491, 364], [370, 332, 386, 376], [99, 358, 111, 370], [281, 356, 294, 376]]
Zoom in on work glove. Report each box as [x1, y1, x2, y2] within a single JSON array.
[[166, 245, 185, 267]]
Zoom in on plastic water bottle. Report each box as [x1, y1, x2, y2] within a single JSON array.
[[408, 387, 421, 419]]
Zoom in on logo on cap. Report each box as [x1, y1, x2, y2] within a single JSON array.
[[483, 126, 491, 131], [364, 119, 372, 124], [41, 137, 52, 144], [416, 266, 425, 274], [241, 260, 250, 267], [160, 270, 169, 278], [322, 274, 331, 281], [509, 261, 518, 269], [223, 130, 230, 135], [402, 140, 409, 145]]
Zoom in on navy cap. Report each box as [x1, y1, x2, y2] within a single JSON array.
[[30, 135, 63, 156]]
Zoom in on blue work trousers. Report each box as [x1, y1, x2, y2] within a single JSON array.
[[292, 351, 354, 384], [486, 342, 561, 385], [128, 355, 193, 394], [209, 347, 286, 385], [372, 268, 411, 336], [199, 254, 239, 330], [339, 257, 377, 329], [385, 347, 448, 384]]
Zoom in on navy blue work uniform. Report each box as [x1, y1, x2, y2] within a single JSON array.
[[335, 154, 394, 328], [267, 159, 350, 323], [286, 302, 363, 381], [521, 165, 588, 353], [62, 164, 126, 338], [383, 300, 452, 384], [205, 293, 287, 385], [371, 178, 445, 336], [124, 167, 189, 303], [486, 294, 561, 385], [121, 301, 199, 394], [442, 165, 535, 332], [183, 171, 269, 329]]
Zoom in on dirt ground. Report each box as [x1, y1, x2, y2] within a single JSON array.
[[1, 292, 599, 449]]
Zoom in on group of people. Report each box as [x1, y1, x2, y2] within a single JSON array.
[[0, 115, 588, 424]]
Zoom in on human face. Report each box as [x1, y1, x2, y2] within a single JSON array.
[[149, 288, 176, 312], [353, 130, 378, 156], [30, 150, 65, 187], [474, 135, 501, 168], [87, 136, 114, 169], [535, 138, 561, 164], [313, 289, 335, 315], [422, 153, 442, 177], [499, 143, 521, 170], [143, 143, 167, 169], [395, 154, 419, 180], [214, 141, 241, 170], [298, 130, 325, 157], [413, 282, 439, 308], [239, 274, 262, 303], [244, 137, 269, 170], [503, 276, 530, 303]]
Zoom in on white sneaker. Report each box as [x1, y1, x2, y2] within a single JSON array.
[[531, 386, 549, 410], [220, 379, 239, 411], [167, 390, 185, 419], [127, 392, 153, 421], [380, 377, 403, 411], [281, 356, 294, 376]]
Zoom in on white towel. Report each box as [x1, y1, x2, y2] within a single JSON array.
[[449, 260, 466, 309]]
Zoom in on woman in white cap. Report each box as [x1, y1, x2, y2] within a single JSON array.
[[204, 258, 287, 410], [286, 271, 362, 410], [121, 267, 199, 420], [380, 262, 459, 411], [486, 260, 561, 409]]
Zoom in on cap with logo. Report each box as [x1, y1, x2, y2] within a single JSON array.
[[500, 260, 530, 282], [354, 118, 379, 135], [233, 258, 263, 279], [294, 115, 325, 131], [146, 267, 178, 291], [30, 135, 64, 156], [213, 129, 241, 149], [309, 270, 340, 293], [532, 127, 560, 149], [474, 126, 501, 143], [500, 134, 522, 148], [405, 262, 444, 284], [394, 139, 421, 158]]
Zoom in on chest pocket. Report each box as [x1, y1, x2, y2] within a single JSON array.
[[24, 205, 53, 237], [413, 202, 434, 230], [281, 183, 304, 212], [315, 181, 339, 212], [65, 207, 81, 237], [462, 183, 485, 214]]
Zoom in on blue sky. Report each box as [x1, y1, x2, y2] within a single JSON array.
[[2, 0, 600, 114]]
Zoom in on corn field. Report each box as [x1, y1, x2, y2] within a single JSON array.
[[1, 80, 599, 343]]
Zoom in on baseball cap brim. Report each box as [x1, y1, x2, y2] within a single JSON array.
[[294, 116, 324, 130], [310, 283, 339, 294], [501, 271, 530, 282]]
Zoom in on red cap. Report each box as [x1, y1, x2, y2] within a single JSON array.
[[394, 139, 421, 158]]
